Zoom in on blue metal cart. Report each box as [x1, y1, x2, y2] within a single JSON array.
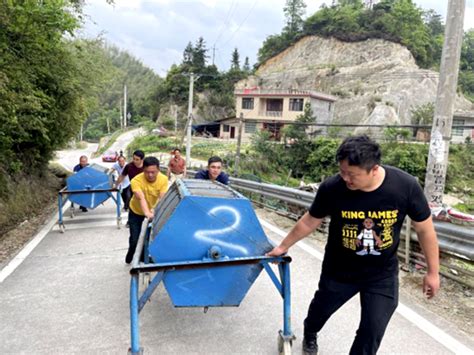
[[128, 179, 294, 354], [58, 163, 121, 233]]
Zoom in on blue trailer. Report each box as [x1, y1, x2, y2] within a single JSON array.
[[128, 179, 294, 354], [58, 163, 121, 232]]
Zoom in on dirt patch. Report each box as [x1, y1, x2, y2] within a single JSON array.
[[0, 202, 57, 266], [255, 207, 474, 339], [0, 168, 64, 267]]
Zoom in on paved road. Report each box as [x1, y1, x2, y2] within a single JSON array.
[[1, 131, 472, 354], [54, 128, 144, 172], [0, 198, 473, 354]]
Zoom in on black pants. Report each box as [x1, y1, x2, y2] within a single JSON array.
[[304, 273, 398, 355], [125, 209, 145, 264], [121, 186, 132, 211]]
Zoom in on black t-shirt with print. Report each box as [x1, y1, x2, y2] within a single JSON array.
[[309, 165, 431, 282]]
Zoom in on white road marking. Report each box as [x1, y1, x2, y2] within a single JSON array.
[[258, 217, 474, 355], [0, 202, 71, 283]]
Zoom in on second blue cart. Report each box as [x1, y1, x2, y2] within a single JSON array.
[[129, 179, 294, 354]]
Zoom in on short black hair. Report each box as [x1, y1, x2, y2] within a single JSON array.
[[336, 135, 381, 171], [133, 150, 145, 160], [143, 156, 160, 168], [173, 148, 181, 153], [208, 156, 223, 166]]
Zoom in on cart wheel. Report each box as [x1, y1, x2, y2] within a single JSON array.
[[278, 333, 293, 355], [59, 224, 65, 234], [127, 347, 144, 355]]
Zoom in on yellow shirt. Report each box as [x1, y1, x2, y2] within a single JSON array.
[[129, 172, 168, 216]]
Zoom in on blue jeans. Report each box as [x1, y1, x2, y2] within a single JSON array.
[[125, 209, 145, 263], [304, 273, 399, 355]]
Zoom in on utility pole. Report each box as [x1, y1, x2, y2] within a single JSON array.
[[123, 85, 127, 128], [173, 104, 178, 137], [119, 99, 123, 129], [424, 0, 465, 205], [234, 113, 244, 176], [185, 73, 195, 166], [212, 45, 217, 66]]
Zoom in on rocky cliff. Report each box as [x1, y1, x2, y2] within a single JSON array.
[[237, 36, 473, 127]]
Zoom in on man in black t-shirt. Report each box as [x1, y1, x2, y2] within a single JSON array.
[[267, 135, 440, 355]]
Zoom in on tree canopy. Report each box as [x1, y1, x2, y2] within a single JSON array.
[[257, 0, 474, 101], [0, 1, 89, 173]]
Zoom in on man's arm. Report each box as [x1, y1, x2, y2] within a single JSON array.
[[115, 175, 124, 187], [134, 190, 154, 220], [267, 212, 323, 256], [166, 165, 171, 178], [412, 216, 440, 299]]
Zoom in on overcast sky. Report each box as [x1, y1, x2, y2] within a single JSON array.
[[79, 0, 474, 76]]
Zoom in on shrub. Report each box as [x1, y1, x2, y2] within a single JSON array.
[[306, 137, 340, 181], [381, 143, 428, 184]]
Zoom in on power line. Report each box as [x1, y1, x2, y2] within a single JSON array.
[[220, 0, 258, 48], [213, 0, 237, 46]]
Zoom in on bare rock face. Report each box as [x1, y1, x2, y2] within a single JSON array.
[[237, 36, 472, 125]]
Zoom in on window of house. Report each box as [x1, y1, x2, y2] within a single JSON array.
[[223, 124, 230, 132], [242, 97, 254, 110], [245, 121, 257, 134], [289, 98, 304, 111], [452, 119, 464, 136], [266, 99, 283, 112]]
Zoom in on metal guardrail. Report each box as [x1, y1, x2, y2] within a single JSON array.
[[227, 177, 474, 262], [168, 169, 473, 262], [230, 177, 315, 208]]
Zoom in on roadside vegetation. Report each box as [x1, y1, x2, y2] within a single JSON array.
[[127, 133, 249, 164], [128, 127, 474, 213]]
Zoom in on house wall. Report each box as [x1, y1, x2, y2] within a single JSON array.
[[311, 99, 333, 124], [451, 116, 474, 143], [236, 96, 333, 122], [219, 120, 263, 142]]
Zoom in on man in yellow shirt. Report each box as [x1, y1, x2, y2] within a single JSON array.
[[125, 156, 168, 264]]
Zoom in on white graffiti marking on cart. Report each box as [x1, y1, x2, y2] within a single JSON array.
[[195, 205, 249, 255]]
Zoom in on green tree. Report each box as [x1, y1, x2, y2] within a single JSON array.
[[411, 102, 434, 137], [280, 102, 315, 177], [243, 56, 251, 73], [283, 0, 307, 39], [0, 1, 95, 172], [192, 37, 208, 72], [257, 33, 293, 65], [306, 137, 340, 181], [182, 41, 194, 67], [230, 48, 240, 71], [459, 29, 474, 101]]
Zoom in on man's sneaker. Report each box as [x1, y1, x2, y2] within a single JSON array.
[[302, 333, 318, 355], [80, 207, 88, 212]]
